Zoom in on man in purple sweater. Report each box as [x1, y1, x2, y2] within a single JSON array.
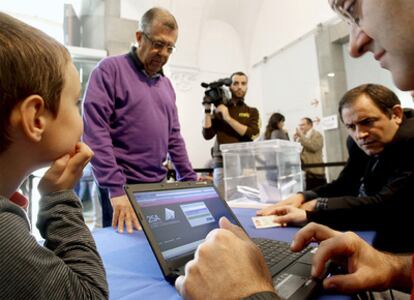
[[83, 7, 197, 234]]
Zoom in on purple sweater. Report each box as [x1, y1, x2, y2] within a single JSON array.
[[83, 53, 196, 198]]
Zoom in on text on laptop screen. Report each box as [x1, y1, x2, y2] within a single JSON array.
[[133, 186, 238, 261]]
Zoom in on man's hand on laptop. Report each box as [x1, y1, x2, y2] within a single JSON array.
[[291, 222, 410, 293], [257, 193, 305, 216], [110, 195, 141, 233], [175, 217, 276, 299]]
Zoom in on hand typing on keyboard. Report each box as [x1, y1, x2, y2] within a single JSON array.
[[175, 217, 279, 300], [290, 222, 412, 294]]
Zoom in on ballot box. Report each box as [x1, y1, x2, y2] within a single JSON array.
[[220, 139, 304, 203]]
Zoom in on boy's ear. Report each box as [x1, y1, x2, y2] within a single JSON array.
[[11, 95, 48, 142]]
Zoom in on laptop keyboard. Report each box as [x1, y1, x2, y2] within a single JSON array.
[[252, 238, 312, 276]]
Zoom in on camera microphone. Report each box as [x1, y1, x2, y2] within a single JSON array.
[[222, 78, 232, 86], [201, 78, 232, 88]]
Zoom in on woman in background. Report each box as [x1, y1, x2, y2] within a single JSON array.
[[264, 113, 289, 140]]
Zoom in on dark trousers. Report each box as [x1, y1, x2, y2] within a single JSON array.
[[97, 178, 167, 228], [97, 187, 113, 228], [305, 173, 327, 190]]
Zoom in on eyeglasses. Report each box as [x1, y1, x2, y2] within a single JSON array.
[[331, 0, 360, 26], [142, 31, 176, 54]]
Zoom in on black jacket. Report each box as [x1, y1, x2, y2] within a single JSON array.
[[306, 109, 414, 253]]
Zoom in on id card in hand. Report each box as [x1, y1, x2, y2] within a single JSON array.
[[251, 215, 281, 229]]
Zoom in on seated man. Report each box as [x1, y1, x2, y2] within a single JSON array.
[[259, 84, 414, 253]]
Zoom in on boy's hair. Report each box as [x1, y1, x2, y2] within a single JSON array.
[[0, 12, 70, 153]]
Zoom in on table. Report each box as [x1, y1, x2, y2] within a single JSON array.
[[93, 208, 375, 300]]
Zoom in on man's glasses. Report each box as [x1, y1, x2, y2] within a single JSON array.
[[142, 31, 175, 54], [330, 0, 360, 26]]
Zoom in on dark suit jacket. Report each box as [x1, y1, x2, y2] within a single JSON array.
[[305, 109, 414, 253]]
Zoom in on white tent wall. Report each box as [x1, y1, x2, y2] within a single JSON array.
[[117, 0, 336, 168], [249, 0, 336, 66], [5, 0, 405, 172], [251, 33, 322, 141]]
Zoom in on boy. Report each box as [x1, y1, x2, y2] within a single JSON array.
[[0, 12, 108, 299]]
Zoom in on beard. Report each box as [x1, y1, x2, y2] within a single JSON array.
[[231, 90, 246, 100]]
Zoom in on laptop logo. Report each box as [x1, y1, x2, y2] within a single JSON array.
[[147, 214, 161, 224], [165, 208, 175, 221]]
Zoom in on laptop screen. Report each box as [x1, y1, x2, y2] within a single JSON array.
[[132, 186, 238, 261]]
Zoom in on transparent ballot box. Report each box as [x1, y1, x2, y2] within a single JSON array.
[[220, 139, 303, 203]]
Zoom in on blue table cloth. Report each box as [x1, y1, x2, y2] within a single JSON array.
[[93, 208, 375, 300]]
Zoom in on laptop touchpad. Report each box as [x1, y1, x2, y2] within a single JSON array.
[[275, 273, 308, 299], [285, 262, 312, 277]]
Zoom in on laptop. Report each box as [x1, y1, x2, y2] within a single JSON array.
[[125, 181, 325, 300]]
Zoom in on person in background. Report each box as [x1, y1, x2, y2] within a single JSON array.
[[83, 7, 197, 234], [0, 12, 108, 299], [263, 112, 289, 140], [202, 71, 260, 197], [294, 117, 326, 189], [74, 163, 102, 228], [175, 0, 414, 298]]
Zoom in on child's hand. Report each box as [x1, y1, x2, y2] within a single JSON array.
[[38, 142, 93, 196]]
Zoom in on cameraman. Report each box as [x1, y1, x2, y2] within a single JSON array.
[[202, 71, 260, 197]]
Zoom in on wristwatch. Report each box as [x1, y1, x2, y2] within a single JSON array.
[[315, 197, 329, 211]]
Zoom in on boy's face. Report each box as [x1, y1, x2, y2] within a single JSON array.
[[42, 62, 83, 159], [330, 0, 414, 91]]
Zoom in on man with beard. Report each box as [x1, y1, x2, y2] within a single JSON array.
[[202, 72, 260, 196]]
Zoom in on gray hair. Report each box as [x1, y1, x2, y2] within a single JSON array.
[[138, 7, 178, 33]]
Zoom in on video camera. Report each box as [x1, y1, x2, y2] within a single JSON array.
[[201, 78, 232, 106]]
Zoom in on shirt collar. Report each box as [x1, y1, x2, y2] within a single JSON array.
[[229, 98, 245, 106], [305, 128, 314, 138], [128, 46, 164, 79], [10, 192, 29, 210]]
